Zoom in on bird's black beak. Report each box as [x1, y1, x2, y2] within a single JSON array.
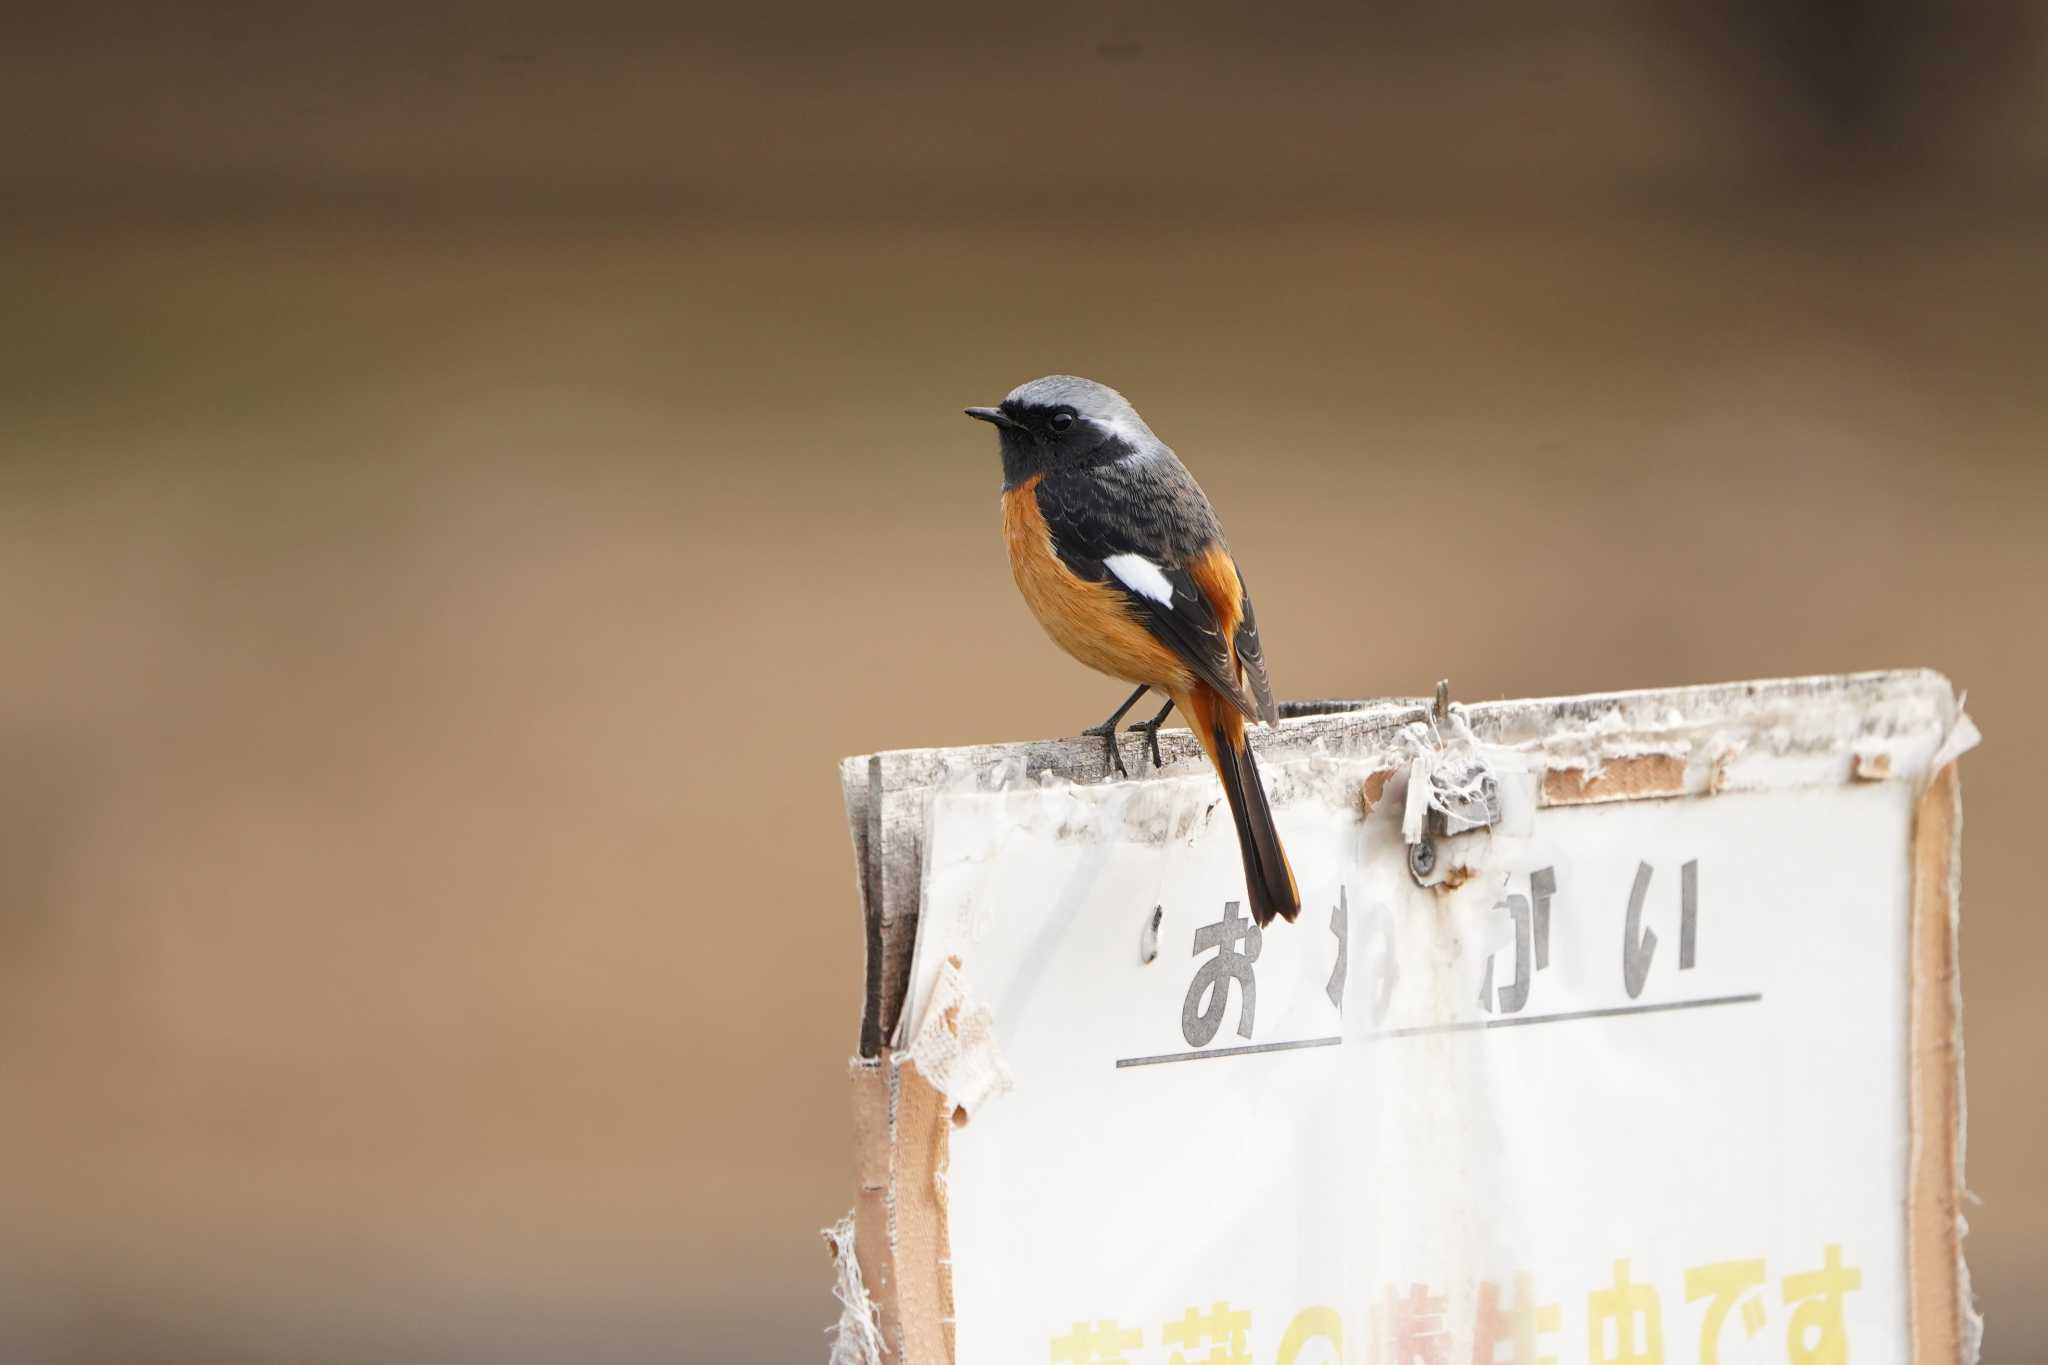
[[965, 406, 1023, 432]]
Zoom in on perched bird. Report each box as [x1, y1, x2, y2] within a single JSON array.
[[967, 376, 1300, 926]]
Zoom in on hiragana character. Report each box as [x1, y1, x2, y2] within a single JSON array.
[[1279, 1305, 1344, 1365], [1783, 1245, 1861, 1365], [1684, 1258, 1766, 1365], [1182, 902, 1262, 1046], [1621, 860, 1702, 997]]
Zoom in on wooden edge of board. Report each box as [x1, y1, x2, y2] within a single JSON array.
[[841, 757, 884, 1058]]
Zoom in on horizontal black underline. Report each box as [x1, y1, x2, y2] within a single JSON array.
[[1115, 1035, 1344, 1068], [1367, 992, 1763, 1039], [1113, 993, 1761, 1068]]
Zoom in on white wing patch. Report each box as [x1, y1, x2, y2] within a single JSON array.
[[1104, 553, 1175, 606]]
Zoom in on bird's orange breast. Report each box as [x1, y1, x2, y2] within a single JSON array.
[[1001, 477, 1193, 691]]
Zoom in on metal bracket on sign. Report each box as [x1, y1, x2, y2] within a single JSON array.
[[1407, 679, 1503, 886]]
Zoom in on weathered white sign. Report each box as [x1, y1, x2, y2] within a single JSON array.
[[834, 673, 1976, 1365]]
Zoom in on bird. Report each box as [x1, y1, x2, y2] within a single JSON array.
[[966, 375, 1300, 927]]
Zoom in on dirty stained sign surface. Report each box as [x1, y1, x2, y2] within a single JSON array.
[[879, 673, 1973, 1365]]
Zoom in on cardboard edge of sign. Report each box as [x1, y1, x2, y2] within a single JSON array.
[[827, 667, 1978, 1365], [1911, 759, 1977, 1365]]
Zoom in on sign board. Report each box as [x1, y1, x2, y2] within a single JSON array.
[[831, 672, 1976, 1365]]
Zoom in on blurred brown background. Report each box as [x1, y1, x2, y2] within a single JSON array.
[[2, 3, 2043, 1361]]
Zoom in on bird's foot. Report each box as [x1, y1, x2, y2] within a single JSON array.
[[1081, 720, 1129, 778], [1082, 684, 1151, 779], [1129, 700, 1176, 769]]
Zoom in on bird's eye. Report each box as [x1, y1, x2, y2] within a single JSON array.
[[1049, 411, 1075, 434]]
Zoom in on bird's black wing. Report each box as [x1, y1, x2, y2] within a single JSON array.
[[1232, 579, 1280, 727], [1035, 465, 1258, 718]]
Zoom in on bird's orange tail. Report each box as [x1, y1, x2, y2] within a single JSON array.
[[1185, 687, 1299, 927]]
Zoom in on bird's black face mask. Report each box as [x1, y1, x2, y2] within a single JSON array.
[[969, 403, 1135, 487]]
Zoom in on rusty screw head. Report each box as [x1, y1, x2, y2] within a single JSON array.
[[1408, 837, 1437, 880]]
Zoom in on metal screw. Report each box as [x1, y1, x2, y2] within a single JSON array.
[[1408, 837, 1437, 880]]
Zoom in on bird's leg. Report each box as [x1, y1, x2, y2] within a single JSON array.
[[1081, 684, 1150, 778], [1129, 698, 1177, 769]]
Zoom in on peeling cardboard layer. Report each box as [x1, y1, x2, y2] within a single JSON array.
[[843, 959, 1008, 1363], [1542, 752, 1688, 804], [846, 1062, 894, 1351], [846, 1053, 956, 1365], [893, 1062, 955, 1365], [1359, 766, 1398, 814]]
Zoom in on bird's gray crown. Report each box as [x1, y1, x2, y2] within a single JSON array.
[[1003, 375, 1158, 447]]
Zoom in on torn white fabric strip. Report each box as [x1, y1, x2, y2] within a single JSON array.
[[905, 956, 1014, 1125], [1402, 755, 1430, 845], [821, 1212, 885, 1365], [1393, 709, 1504, 840]]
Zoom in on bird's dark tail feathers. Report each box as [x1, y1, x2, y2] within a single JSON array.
[[1191, 690, 1300, 927]]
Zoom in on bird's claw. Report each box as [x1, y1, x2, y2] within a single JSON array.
[[1130, 716, 1168, 769], [1081, 721, 1129, 778]]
